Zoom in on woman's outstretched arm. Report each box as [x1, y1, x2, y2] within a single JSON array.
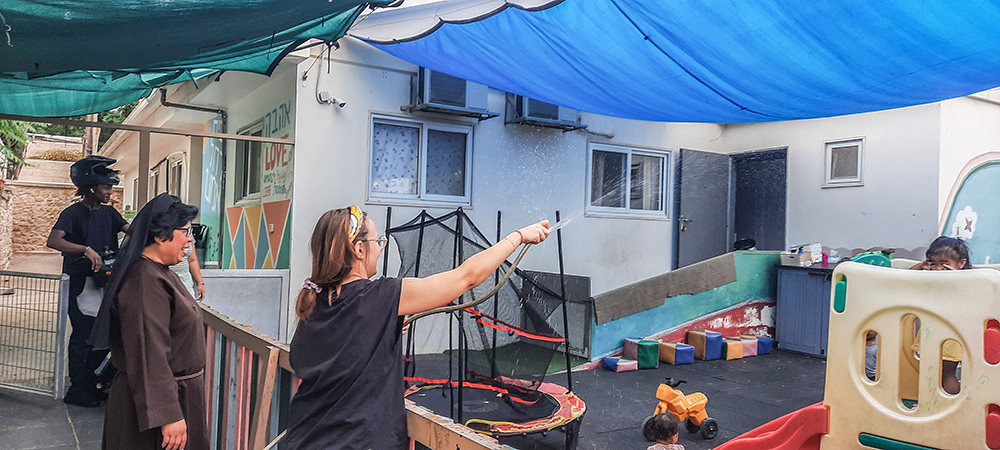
[[398, 220, 549, 316]]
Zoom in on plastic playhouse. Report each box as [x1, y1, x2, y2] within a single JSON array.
[[717, 261, 1000, 449]]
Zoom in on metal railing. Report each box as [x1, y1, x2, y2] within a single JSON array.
[[202, 303, 287, 450], [0, 270, 68, 398], [200, 303, 507, 450]]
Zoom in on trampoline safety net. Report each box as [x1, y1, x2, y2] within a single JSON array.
[[390, 209, 573, 424]]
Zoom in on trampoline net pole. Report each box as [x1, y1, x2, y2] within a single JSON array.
[[556, 210, 573, 390]]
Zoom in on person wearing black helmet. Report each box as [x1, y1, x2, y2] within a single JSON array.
[[46, 155, 130, 407]]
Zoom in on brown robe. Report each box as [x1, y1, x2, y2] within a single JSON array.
[[103, 257, 209, 450]]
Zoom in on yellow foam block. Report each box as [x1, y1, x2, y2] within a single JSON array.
[[658, 341, 695, 365], [722, 337, 743, 360], [686, 330, 723, 360]]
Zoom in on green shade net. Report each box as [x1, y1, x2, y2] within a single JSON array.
[[0, 1, 390, 117]]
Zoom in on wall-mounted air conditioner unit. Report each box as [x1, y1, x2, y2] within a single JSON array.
[[505, 94, 587, 131], [403, 68, 497, 120]]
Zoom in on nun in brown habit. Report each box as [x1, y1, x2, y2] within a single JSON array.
[[90, 194, 208, 450]]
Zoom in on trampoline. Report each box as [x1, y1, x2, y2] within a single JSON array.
[[406, 378, 585, 436], [383, 208, 586, 449]]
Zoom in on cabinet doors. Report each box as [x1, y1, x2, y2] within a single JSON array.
[[776, 268, 832, 357]]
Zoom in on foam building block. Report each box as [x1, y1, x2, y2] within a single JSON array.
[[623, 337, 640, 360], [602, 357, 639, 372], [686, 330, 723, 360], [659, 341, 695, 365], [739, 335, 758, 357], [623, 337, 659, 369], [636, 339, 660, 369], [722, 337, 744, 360], [755, 336, 773, 354]]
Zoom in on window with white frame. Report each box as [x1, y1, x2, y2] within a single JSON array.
[[369, 116, 473, 204], [236, 122, 263, 202], [132, 177, 139, 209], [824, 138, 863, 186], [148, 170, 160, 199], [168, 159, 183, 199], [587, 143, 668, 216]]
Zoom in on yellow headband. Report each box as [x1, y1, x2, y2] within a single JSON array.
[[348, 204, 363, 241]]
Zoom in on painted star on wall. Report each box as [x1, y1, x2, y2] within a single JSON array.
[[952, 205, 978, 240]]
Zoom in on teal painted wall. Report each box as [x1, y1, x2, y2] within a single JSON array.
[[591, 251, 780, 357], [942, 159, 1000, 264]]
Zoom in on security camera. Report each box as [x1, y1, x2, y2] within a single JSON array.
[[317, 91, 346, 108]]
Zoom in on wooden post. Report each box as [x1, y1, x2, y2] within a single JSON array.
[[82, 113, 99, 156], [250, 347, 279, 450], [137, 130, 150, 209]]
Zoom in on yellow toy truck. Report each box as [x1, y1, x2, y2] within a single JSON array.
[[643, 378, 719, 440]]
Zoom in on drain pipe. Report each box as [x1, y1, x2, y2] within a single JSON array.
[[158, 88, 228, 269], [159, 88, 227, 132]]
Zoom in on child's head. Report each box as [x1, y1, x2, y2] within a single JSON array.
[[924, 236, 972, 270], [644, 413, 680, 444]]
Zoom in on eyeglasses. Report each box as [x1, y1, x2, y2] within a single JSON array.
[[176, 226, 194, 237], [360, 235, 388, 248]]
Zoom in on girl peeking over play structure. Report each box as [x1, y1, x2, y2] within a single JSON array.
[[644, 413, 685, 450], [909, 236, 972, 270], [910, 236, 970, 394], [284, 205, 549, 449]]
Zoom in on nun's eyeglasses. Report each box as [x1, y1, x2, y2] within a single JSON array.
[[176, 227, 194, 237]]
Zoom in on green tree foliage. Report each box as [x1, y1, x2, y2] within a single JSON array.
[[0, 120, 32, 178], [30, 100, 140, 148]]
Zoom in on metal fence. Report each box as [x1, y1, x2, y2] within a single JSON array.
[[0, 270, 69, 398]]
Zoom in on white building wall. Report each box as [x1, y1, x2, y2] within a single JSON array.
[[720, 104, 941, 251], [938, 94, 1000, 230], [287, 37, 722, 334]]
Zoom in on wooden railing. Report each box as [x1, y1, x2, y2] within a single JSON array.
[[199, 304, 506, 450]]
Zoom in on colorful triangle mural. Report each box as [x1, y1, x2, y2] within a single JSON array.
[[233, 216, 245, 269], [262, 199, 291, 267], [276, 214, 292, 269], [244, 204, 262, 249], [243, 221, 255, 269], [225, 206, 243, 243], [255, 212, 270, 269], [221, 201, 293, 270]]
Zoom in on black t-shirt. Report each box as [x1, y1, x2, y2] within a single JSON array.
[[52, 202, 127, 274], [286, 277, 406, 450]]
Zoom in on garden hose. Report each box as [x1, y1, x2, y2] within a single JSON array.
[[402, 243, 532, 327]]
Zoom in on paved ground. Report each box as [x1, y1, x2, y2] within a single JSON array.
[[0, 389, 102, 450], [0, 350, 825, 450], [500, 350, 827, 450]]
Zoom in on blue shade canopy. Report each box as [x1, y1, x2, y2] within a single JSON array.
[[0, 0, 389, 117], [353, 0, 1000, 123]]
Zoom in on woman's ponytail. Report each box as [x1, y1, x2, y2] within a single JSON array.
[[294, 207, 368, 321]]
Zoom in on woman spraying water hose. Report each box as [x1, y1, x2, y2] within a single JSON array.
[[284, 205, 549, 450]]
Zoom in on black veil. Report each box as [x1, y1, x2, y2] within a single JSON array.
[[89, 194, 179, 350]]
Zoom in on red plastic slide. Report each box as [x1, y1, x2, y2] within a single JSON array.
[[714, 402, 828, 450]]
